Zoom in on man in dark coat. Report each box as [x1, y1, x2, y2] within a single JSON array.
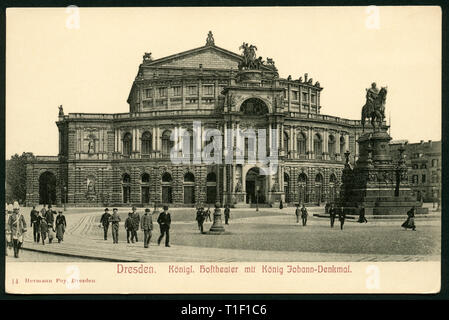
[[357, 204, 368, 223], [329, 204, 337, 228], [141, 208, 153, 248], [131, 206, 140, 243], [338, 207, 346, 230], [125, 212, 135, 243], [110, 208, 121, 244], [224, 204, 230, 225], [196, 207, 205, 233], [45, 205, 56, 243], [30, 206, 40, 243], [301, 204, 308, 226], [295, 204, 300, 224], [100, 208, 112, 240], [157, 205, 171, 247]]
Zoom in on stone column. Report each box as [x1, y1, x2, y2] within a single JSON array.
[[323, 129, 328, 160], [309, 127, 314, 160], [335, 132, 341, 161], [355, 132, 359, 161], [290, 126, 294, 158]]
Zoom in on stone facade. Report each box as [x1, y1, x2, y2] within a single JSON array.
[[26, 33, 371, 207]]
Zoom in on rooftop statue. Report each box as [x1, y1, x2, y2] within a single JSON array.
[[143, 52, 153, 62], [206, 31, 215, 46], [58, 105, 64, 116], [361, 82, 387, 132]]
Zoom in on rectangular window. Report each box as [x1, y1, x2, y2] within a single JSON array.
[[188, 86, 197, 96], [311, 94, 316, 104], [203, 85, 214, 96], [302, 92, 308, 102], [422, 175, 426, 183], [292, 91, 298, 100], [173, 86, 181, 96], [145, 88, 153, 99], [158, 87, 167, 97]]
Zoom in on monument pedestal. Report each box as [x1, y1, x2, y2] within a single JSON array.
[[209, 208, 225, 234], [340, 130, 428, 215]]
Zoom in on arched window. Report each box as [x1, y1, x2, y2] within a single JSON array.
[[315, 173, 324, 205], [162, 130, 174, 157], [141, 131, 152, 154], [161, 172, 172, 204], [340, 136, 345, 155], [329, 173, 338, 203], [207, 172, 217, 182], [284, 172, 290, 203], [315, 173, 323, 183], [184, 172, 195, 183], [314, 133, 323, 159], [141, 173, 150, 204], [141, 173, 150, 183], [297, 132, 306, 157], [297, 173, 308, 204], [206, 172, 217, 204], [328, 135, 336, 159], [162, 172, 172, 183], [122, 173, 131, 203], [123, 133, 132, 156], [182, 129, 194, 158], [283, 132, 289, 154], [184, 172, 195, 204]]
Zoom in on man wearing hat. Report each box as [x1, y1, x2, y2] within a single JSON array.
[[30, 205, 40, 243], [45, 205, 56, 243], [110, 208, 121, 244], [100, 208, 112, 241], [131, 206, 140, 243], [141, 208, 153, 248], [5, 203, 12, 256], [7, 207, 27, 258], [157, 205, 171, 247]]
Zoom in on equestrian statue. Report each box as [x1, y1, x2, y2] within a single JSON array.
[[361, 82, 387, 132]]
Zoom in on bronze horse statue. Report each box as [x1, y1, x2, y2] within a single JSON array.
[[361, 87, 387, 132]]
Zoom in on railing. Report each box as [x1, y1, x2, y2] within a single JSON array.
[[35, 156, 59, 161]]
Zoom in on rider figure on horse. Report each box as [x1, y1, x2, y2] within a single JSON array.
[[366, 82, 379, 110]]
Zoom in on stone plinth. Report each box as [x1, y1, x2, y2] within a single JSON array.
[[209, 207, 225, 234], [340, 130, 428, 215]]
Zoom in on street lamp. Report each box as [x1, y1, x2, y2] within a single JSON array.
[[63, 185, 67, 211], [256, 185, 259, 212]]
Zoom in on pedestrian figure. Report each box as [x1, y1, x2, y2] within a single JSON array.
[[100, 208, 112, 240], [45, 205, 56, 244], [157, 205, 171, 247], [295, 204, 300, 224], [325, 202, 330, 215], [30, 206, 40, 243], [110, 208, 121, 244], [338, 207, 346, 230], [196, 207, 205, 233], [5, 204, 12, 256], [7, 207, 27, 258], [401, 206, 416, 231], [357, 204, 368, 223], [55, 211, 67, 243], [204, 206, 212, 222], [131, 206, 140, 243], [39, 216, 48, 245], [301, 204, 308, 226], [125, 212, 135, 243], [329, 204, 336, 228], [141, 208, 153, 248], [224, 204, 230, 225], [40, 205, 47, 218]]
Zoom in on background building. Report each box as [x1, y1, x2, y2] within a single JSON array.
[[26, 32, 379, 207], [390, 140, 441, 203]]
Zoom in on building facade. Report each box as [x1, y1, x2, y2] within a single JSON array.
[[390, 140, 441, 203], [26, 32, 370, 207]]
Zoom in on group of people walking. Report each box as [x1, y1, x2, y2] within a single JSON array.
[[99, 205, 172, 248], [5, 202, 67, 258]]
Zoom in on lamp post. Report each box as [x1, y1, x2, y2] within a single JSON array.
[[63, 185, 67, 211], [256, 185, 259, 212]]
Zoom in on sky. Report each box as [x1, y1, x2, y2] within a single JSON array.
[[5, 6, 441, 158]]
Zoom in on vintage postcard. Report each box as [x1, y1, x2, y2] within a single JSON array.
[[4, 6, 441, 294]]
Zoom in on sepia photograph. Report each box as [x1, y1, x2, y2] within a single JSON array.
[[4, 6, 442, 294]]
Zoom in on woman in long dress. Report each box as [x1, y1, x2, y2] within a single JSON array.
[[55, 211, 67, 243], [401, 206, 416, 231]]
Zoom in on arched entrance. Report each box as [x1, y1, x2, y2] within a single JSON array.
[[161, 172, 173, 204], [284, 172, 290, 203], [122, 173, 131, 204], [183, 172, 195, 205], [245, 167, 266, 204], [206, 172, 217, 204], [141, 173, 150, 204], [315, 173, 324, 205], [329, 173, 338, 203], [39, 171, 56, 205], [297, 173, 307, 204]]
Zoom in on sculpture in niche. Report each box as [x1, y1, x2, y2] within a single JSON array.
[[235, 180, 242, 192], [86, 176, 97, 201], [88, 139, 95, 154]]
